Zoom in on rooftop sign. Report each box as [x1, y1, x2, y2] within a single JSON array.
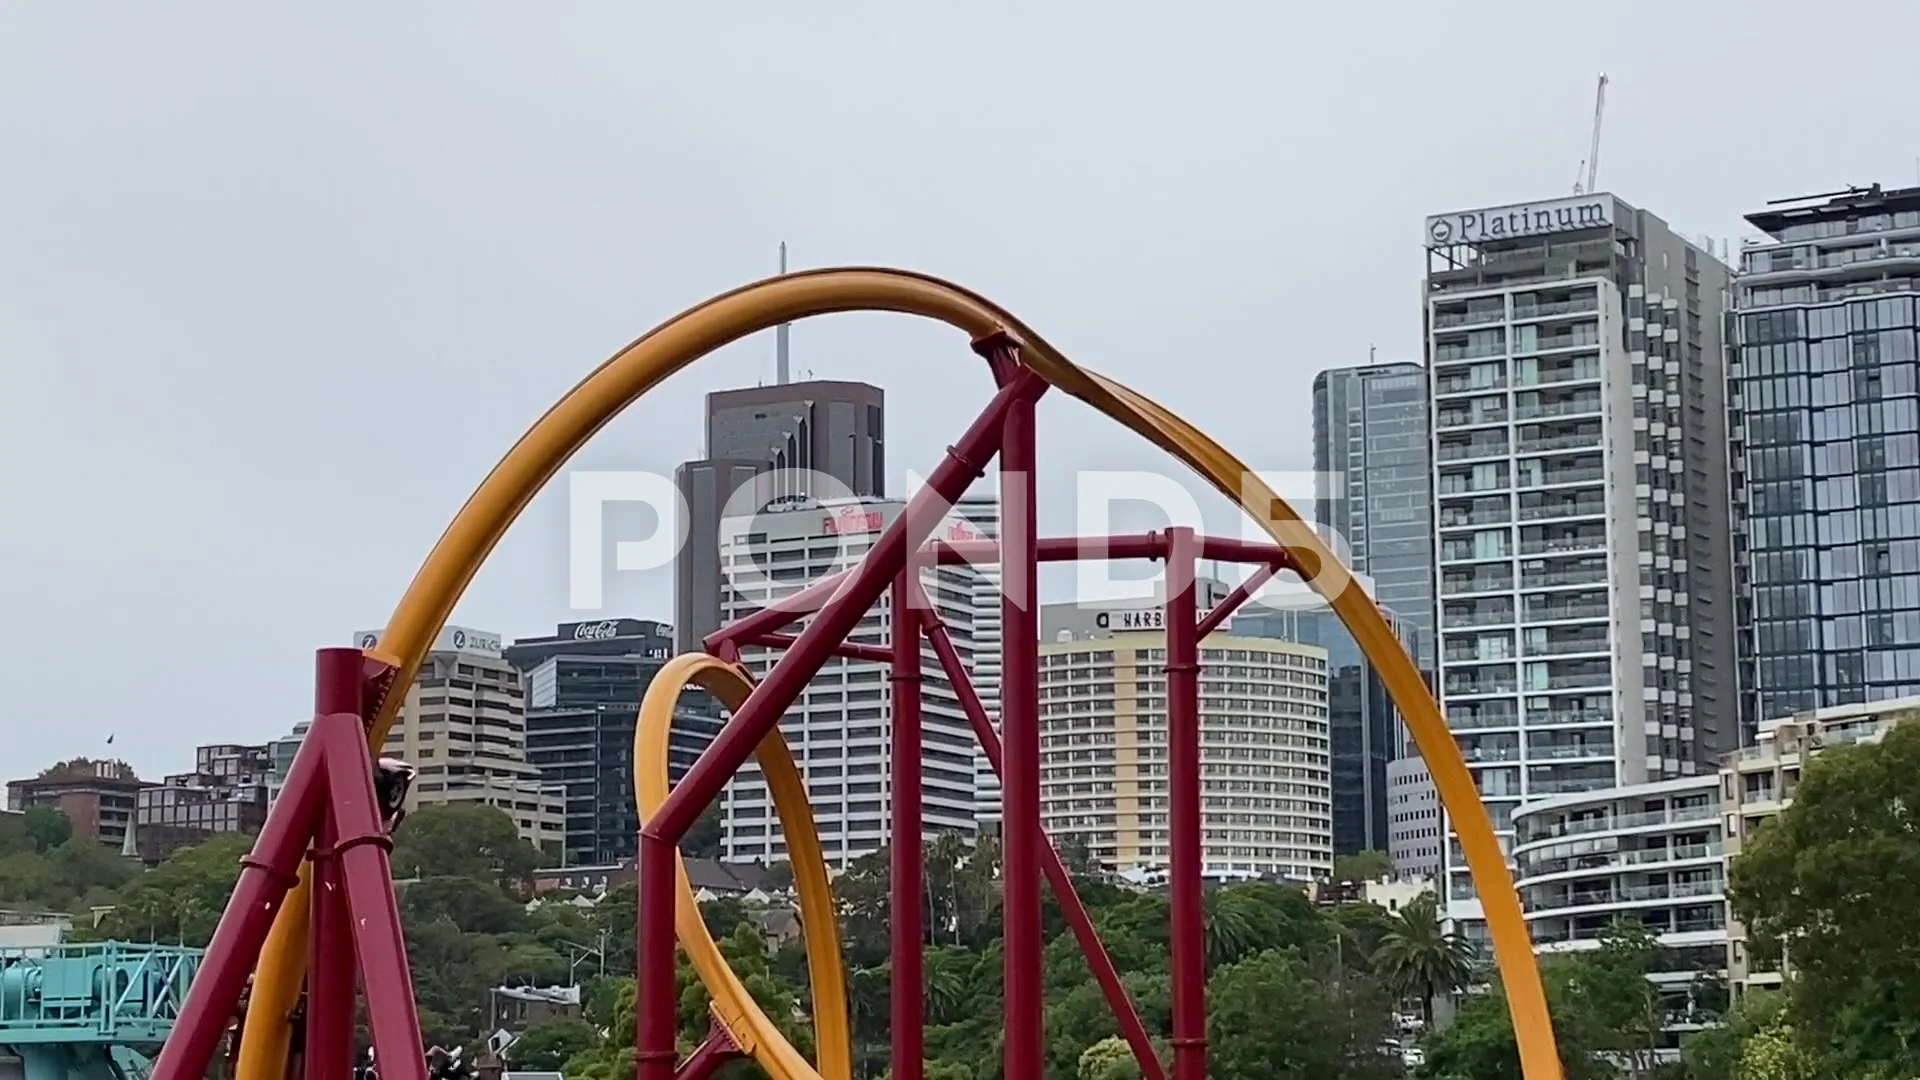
[[1425, 195, 1613, 247]]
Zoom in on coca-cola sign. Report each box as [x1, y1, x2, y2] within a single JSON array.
[[572, 620, 620, 641]]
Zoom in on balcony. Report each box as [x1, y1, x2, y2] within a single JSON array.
[[1436, 373, 1508, 396], [1515, 430, 1602, 454], [1526, 707, 1613, 728], [1439, 505, 1512, 529], [1512, 294, 1598, 321], [1525, 630, 1610, 658], [1438, 468, 1510, 497], [1446, 640, 1515, 664], [1520, 529, 1607, 556], [1517, 459, 1605, 489], [1437, 403, 1510, 429], [1518, 496, 1606, 522], [1516, 356, 1602, 388], [1447, 673, 1520, 697], [1433, 300, 1507, 328], [1450, 707, 1522, 731], [1438, 438, 1510, 462], [1444, 601, 1515, 628], [1526, 741, 1615, 761], [1442, 572, 1514, 596], [1433, 332, 1507, 363], [1441, 538, 1512, 564], [1514, 323, 1601, 355], [1530, 804, 1715, 840], [1521, 558, 1608, 589], [1461, 742, 1523, 763], [1523, 599, 1609, 623], [1515, 394, 1602, 420]]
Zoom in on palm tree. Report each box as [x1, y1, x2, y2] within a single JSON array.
[[1371, 892, 1477, 1027], [1202, 890, 1266, 970]]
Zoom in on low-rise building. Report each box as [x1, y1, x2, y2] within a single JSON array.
[[5, 759, 150, 849], [133, 743, 272, 863], [1721, 696, 1919, 996]]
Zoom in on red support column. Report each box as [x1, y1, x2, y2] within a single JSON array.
[[998, 371, 1044, 1080], [636, 831, 678, 1080], [890, 573, 925, 1080], [304, 819, 354, 1080], [920, 604, 1167, 1080], [312, 692, 427, 1080], [151, 729, 329, 1080], [1165, 528, 1207, 1080]]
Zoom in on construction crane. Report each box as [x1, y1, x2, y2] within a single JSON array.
[[1572, 73, 1609, 194]]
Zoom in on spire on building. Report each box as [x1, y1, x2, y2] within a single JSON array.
[[776, 242, 792, 385]]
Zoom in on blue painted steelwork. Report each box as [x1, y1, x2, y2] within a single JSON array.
[[0, 943, 202, 1080]]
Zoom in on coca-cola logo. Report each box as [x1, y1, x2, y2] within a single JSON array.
[[572, 621, 620, 641]]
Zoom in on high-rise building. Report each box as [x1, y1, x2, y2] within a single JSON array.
[[955, 489, 1004, 834], [353, 625, 567, 857], [1039, 597, 1334, 881], [1231, 599, 1408, 857], [1313, 362, 1437, 671], [674, 380, 886, 654], [504, 618, 725, 866], [1729, 184, 1920, 730], [715, 497, 978, 867], [1423, 192, 1739, 925]]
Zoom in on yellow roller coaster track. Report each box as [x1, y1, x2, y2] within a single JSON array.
[[233, 268, 1562, 1080]]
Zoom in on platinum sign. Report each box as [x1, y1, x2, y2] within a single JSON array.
[[1425, 195, 1613, 247]]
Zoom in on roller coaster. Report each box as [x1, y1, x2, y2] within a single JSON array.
[[147, 270, 1564, 1080]]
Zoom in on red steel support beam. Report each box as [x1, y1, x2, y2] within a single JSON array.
[[675, 1025, 744, 1080], [304, 820, 354, 1080], [1195, 535, 1290, 566], [1193, 561, 1283, 639], [639, 368, 1046, 1080], [743, 631, 892, 665], [151, 711, 330, 1080], [919, 602, 1167, 1080], [1165, 528, 1207, 1080], [997, 355, 1044, 1080], [312, 652, 427, 1080], [924, 533, 1170, 567], [890, 574, 926, 1080]]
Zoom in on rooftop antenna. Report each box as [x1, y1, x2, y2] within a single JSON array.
[[776, 243, 792, 385], [1573, 73, 1608, 194]]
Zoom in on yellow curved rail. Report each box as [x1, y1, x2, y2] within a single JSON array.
[[237, 267, 1561, 1080], [633, 654, 851, 1080]]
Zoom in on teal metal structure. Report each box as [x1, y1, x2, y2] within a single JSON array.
[[0, 943, 201, 1080]]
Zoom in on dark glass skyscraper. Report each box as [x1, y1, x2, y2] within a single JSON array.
[[1312, 363, 1436, 671], [1733, 184, 1920, 731], [674, 380, 885, 654]]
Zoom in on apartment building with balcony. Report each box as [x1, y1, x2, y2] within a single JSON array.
[[1729, 184, 1920, 732], [1510, 776, 1726, 1052], [1720, 694, 1917, 996], [1036, 622, 1333, 881], [1424, 193, 1740, 929]]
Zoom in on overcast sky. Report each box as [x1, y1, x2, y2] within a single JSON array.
[[3, 3, 1916, 780]]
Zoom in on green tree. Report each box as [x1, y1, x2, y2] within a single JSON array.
[[1730, 719, 1920, 1077], [92, 834, 245, 944], [1550, 920, 1669, 1078], [1681, 989, 1785, 1080], [1077, 1036, 1140, 1080], [403, 875, 530, 935], [1372, 892, 1476, 1026], [1207, 948, 1395, 1080], [508, 1017, 599, 1071], [682, 803, 725, 859], [390, 804, 543, 890], [1333, 850, 1394, 883]]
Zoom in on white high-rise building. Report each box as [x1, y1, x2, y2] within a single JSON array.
[[1423, 193, 1739, 939], [716, 498, 980, 867], [956, 489, 1004, 834]]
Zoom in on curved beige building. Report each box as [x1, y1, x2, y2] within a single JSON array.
[[1038, 628, 1333, 881]]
